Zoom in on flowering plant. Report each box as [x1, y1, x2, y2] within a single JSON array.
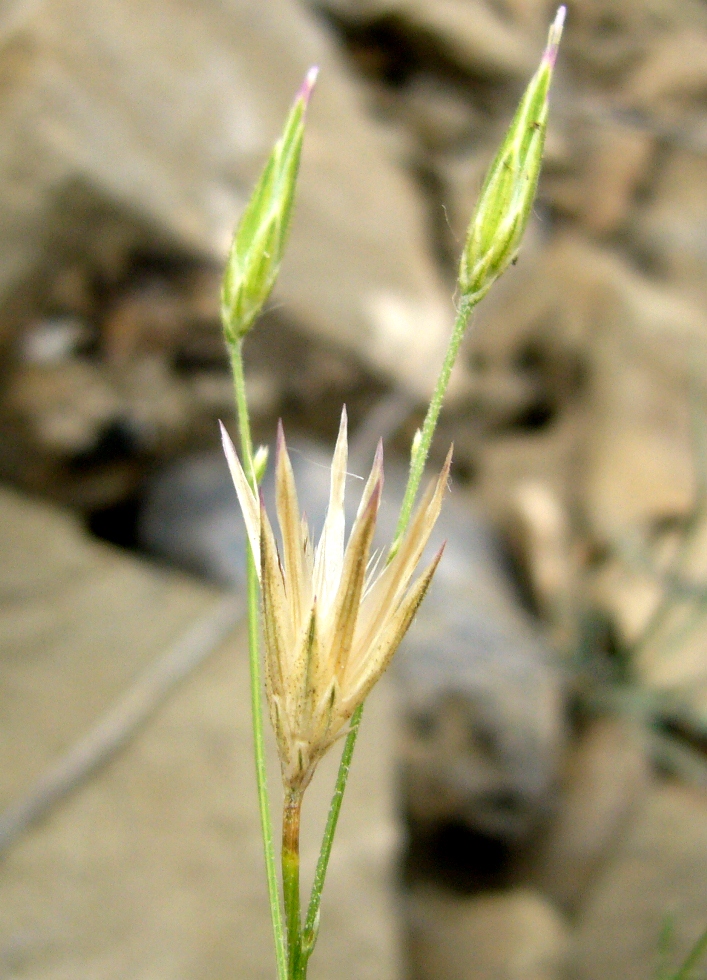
[[222, 410, 451, 794], [219, 11, 563, 978]]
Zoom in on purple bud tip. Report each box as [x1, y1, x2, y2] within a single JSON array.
[[298, 66, 319, 106], [543, 6, 565, 68]]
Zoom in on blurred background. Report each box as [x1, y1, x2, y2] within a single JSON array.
[[3, 0, 707, 977]]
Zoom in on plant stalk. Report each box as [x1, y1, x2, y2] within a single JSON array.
[[282, 787, 304, 979], [230, 341, 287, 980], [302, 292, 477, 965], [390, 294, 475, 557], [301, 702, 363, 970], [669, 922, 707, 980]]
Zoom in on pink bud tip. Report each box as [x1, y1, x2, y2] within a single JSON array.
[[298, 66, 319, 105], [543, 6, 565, 68]]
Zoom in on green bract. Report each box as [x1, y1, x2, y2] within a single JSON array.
[[221, 68, 317, 343], [458, 7, 565, 303]]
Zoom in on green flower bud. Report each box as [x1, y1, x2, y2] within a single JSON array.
[[221, 67, 318, 343], [458, 7, 564, 303]]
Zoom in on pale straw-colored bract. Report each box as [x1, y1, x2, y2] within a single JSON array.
[[221, 408, 451, 791]]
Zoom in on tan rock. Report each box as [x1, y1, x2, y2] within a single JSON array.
[[560, 0, 678, 77], [572, 781, 707, 980], [309, 0, 537, 78], [0, 485, 402, 979], [572, 125, 654, 236], [529, 236, 707, 538], [590, 556, 663, 650], [398, 75, 480, 153], [504, 481, 572, 616], [623, 30, 707, 114], [400, 0, 537, 79], [520, 716, 651, 914], [407, 887, 569, 980], [6, 360, 123, 456], [502, 480, 577, 650], [477, 411, 581, 528], [632, 147, 707, 306], [0, 0, 454, 396]]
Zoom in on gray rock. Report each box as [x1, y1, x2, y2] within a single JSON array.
[[396, 489, 564, 842], [0, 0, 454, 396], [139, 437, 565, 842]]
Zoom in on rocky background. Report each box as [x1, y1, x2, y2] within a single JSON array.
[[3, 0, 707, 978]]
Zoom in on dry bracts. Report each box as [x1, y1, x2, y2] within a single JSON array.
[[221, 409, 451, 790]]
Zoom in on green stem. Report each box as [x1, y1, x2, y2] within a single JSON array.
[[231, 341, 255, 484], [301, 703, 363, 973], [301, 293, 477, 970], [282, 788, 303, 979], [390, 294, 475, 557], [230, 341, 287, 980], [669, 922, 707, 980]]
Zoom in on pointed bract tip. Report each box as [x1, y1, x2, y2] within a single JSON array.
[[334, 405, 348, 448], [370, 475, 384, 506], [276, 418, 286, 455], [443, 443, 454, 475], [433, 540, 447, 562], [219, 419, 235, 453], [299, 66, 319, 105], [373, 438, 384, 468], [544, 6, 565, 67]]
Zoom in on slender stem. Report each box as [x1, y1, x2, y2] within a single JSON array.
[[390, 294, 475, 557], [301, 703, 363, 971], [231, 341, 255, 484], [669, 922, 707, 980], [282, 788, 304, 979], [229, 341, 287, 980], [301, 294, 477, 969]]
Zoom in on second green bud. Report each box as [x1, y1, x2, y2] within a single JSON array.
[[458, 8, 564, 305]]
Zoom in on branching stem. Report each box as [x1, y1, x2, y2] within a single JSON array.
[[390, 294, 475, 557], [301, 293, 478, 973]]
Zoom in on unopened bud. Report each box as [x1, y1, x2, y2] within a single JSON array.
[[458, 8, 564, 303], [221, 67, 318, 343]]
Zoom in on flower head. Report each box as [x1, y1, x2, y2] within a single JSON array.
[[221, 409, 451, 791]]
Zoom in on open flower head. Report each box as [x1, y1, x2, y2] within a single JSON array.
[[221, 409, 451, 791]]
